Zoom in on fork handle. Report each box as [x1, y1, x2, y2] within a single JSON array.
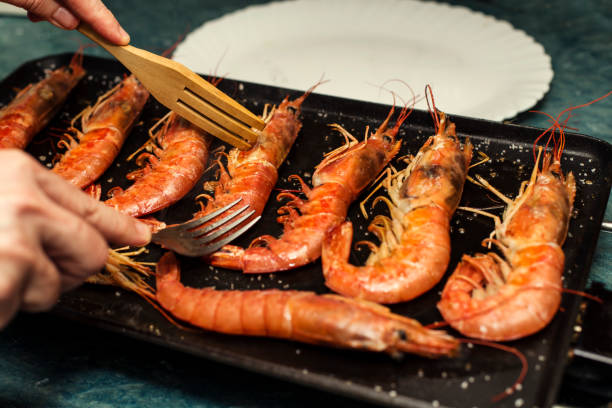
[[77, 22, 148, 71], [77, 22, 118, 50]]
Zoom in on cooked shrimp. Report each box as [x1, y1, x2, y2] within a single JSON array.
[[187, 84, 320, 246], [437, 128, 575, 341], [156, 251, 459, 358], [208, 105, 407, 273], [52, 75, 149, 189], [321, 111, 472, 303], [104, 111, 212, 217], [0, 51, 85, 150]]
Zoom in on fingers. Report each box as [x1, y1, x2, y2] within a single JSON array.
[[0, 226, 92, 329], [0, 150, 124, 327], [35, 195, 111, 283], [33, 162, 151, 248], [6, 0, 78, 28], [0, 259, 24, 329], [63, 0, 129, 44], [4, 0, 129, 45], [0, 150, 153, 328], [20, 255, 62, 313], [0, 226, 63, 327]]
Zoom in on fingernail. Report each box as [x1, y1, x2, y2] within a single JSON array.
[[50, 7, 78, 29], [117, 26, 130, 45], [135, 221, 152, 245]]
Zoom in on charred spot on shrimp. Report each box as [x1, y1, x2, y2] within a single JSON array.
[[446, 166, 467, 200], [421, 164, 444, 180], [396, 329, 408, 341], [354, 152, 388, 176]]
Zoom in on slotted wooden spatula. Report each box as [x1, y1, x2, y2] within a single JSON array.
[[78, 23, 264, 149]]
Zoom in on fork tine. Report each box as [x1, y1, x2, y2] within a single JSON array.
[[169, 198, 243, 231], [185, 204, 250, 239], [179, 87, 260, 143], [174, 102, 253, 150], [196, 209, 256, 244], [196, 216, 262, 257], [182, 75, 264, 130]]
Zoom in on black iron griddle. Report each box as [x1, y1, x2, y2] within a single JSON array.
[[2, 54, 611, 408]]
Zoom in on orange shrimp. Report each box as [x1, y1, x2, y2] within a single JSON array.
[[437, 129, 575, 341], [0, 51, 85, 149], [156, 251, 459, 358], [321, 112, 472, 304], [187, 85, 318, 245], [51, 75, 149, 189], [208, 106, 407, 273], [104, 111, 212, 217]]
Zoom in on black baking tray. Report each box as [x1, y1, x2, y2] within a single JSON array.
[[3, 53, 611, 408]]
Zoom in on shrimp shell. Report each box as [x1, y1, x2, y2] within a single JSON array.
[[322, 113, 472, 303], [0, 52, 85, 150], [52, 75, 149, 189], [208, 106, 406, 273], [437, 151, 576, 341], [156, 252, 459, 358], [188, 86, 318, 247], [104, 112, 211, 217]]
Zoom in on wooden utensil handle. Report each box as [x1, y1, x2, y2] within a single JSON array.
[[77, 23, 139, 68]]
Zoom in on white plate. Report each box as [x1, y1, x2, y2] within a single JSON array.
[[0, 4, 27, 15], [173, 0, 553, 121]]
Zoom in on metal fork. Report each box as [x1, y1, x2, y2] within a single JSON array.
[[78, 23, 264, 150], [151, 198, 260, 257]]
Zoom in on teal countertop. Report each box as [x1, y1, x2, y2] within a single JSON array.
[[1, 1, 610, 407]]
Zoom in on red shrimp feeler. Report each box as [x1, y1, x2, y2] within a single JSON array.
[[530, 90, 612, 165], [425, 84, 440, 133]]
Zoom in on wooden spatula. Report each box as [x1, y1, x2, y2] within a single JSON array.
[[78, 23, 264, 149]]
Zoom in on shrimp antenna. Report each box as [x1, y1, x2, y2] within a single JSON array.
[[530, 90, 612, 163], [293, 75, 330, 106], [425, 84, 440, 133], [374, 79, 423, 109]]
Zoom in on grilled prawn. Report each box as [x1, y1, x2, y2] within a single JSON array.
[[156, 252, 459, 357], [104, 111, 212, 217], [208, 106, 407, 273], [322, 112, 472, 304], [437, 130, 575, 341], [0, 51, 85, 150], [52, 75, 149, 189], [187, 85, 319, 247]]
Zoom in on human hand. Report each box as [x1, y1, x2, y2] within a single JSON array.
[[0, 149, 151, 329], [2, 0, 129, 45]]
